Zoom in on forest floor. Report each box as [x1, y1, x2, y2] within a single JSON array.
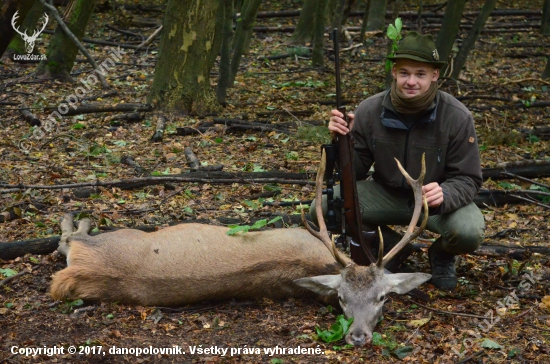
[[1, 0, 550, 363]]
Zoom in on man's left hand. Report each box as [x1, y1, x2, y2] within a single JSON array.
[[422, 182, 444, 208]]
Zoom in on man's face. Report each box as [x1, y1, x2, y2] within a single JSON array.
[[391, 59, 439, 98]]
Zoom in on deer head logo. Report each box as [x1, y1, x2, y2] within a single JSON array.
[[11, 11, 49, 54]]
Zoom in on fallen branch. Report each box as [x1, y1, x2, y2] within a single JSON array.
[[0, 270, 30, 287], [482, 160, 550, 180], [412, 242, 550, 260], [39, 0, 110, 88], [121, 155, 146, 175], [0, 171, 314, 191], [19, 104, 41, 126], [134, 25, 162, 53], [184, 147, 200, 171], [150, 116, 167, 142], [44, 103, 152, 116], [104, 112, 145, 123]]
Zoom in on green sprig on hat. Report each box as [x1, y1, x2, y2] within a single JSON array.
[[387, 31, 447, 69], [385, 18, 403, 73]]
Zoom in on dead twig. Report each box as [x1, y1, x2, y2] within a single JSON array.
[[0, 270, 30, 287], [407, 299, 490, 320]]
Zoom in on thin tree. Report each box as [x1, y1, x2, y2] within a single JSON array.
[[435, 0, 466, 75], [216, 0, 234, 105], [36, 0, 98, 81], [289, 0, 317, 44], [0, 0, 36, 57], [148, 0, 220, 114], [543, 0, 550, 35], [228, 0, 262, 85], [359, 0, 371, 44], [366, 0, 387, 31], [451, 0, 497, 79], [542, 57, 550, 79], [312, 0, 329, 67]]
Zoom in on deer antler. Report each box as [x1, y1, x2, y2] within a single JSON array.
[[378, 154, 429, 268], [11, 11, 28, 38], [301, 149, 349, 268]]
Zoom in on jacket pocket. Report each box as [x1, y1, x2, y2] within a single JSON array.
[[409, 140, 448, 184], [371, 137, 406, 188]]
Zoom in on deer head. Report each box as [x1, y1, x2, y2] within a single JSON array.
[[295, 151, 430, 346], [12, 11, 49, 54]]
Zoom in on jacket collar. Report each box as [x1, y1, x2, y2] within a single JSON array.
[[380, 90, 440, 130]]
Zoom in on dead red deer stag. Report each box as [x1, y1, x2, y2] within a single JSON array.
[[51, 152, 429, 346]]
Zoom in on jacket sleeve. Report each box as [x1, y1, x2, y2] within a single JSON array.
[[433, 114, 483, 214]]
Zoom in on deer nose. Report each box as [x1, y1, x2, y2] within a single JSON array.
[[347, 330, 372, 347]]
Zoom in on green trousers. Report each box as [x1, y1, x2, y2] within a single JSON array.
[[310, 180, 485, 255]]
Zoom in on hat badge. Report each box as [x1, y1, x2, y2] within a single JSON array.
[[432, 49, 440, 61]]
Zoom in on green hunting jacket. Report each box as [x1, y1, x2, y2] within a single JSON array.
[[352, 90, 482, 215]]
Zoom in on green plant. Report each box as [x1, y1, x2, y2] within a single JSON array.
[[226, 216, 282, 235], [315, 314, 353, 343], [57, 299, 84, 314], [372, 332, 414, 359], [386, 18, 403, 72], [296, 125, 331, 144]]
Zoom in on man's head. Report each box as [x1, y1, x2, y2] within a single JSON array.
[[387, 31, 446, 99]]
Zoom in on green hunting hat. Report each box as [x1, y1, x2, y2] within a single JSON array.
[[387, 31, 447, 69]]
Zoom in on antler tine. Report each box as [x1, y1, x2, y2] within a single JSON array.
[[375, 226, 384, 267], [301, 149, 348, 267], [381, 154, 429, 267]]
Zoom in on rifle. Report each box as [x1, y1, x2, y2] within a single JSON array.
[[323, 29, 376, 266]]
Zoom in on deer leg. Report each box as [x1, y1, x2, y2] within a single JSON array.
[[74, 218, 92, 237], [58, 214, 75, 256]]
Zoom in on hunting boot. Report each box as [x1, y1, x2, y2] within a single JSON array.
[[364, 227, 413, 272], [428, 237, 457, 290]]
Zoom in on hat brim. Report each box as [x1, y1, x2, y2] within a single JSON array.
[[387, 54, 447, 69]]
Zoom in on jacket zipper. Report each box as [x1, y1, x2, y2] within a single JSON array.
[[402, 129, 411, 190], [437, 148, 441, 163]]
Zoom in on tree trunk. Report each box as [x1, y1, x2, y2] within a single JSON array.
[[451, 0, 497, 79], [7, 1, 45, 56], [312, 0, 329, 67], [542, 0, 550, 35], [289, 0, 316, 44], [330, 0, 347, 34], [216, 0, 234, 105], [366, 0, 387, 31], [359, 0, 371, 44], [435, 0, 466, 75], [228, 0, 261, 85], [0, 0, 36, 57], [148, 0, 220, 115], [543, 56, 550, 79], [35, 0, 98, 81]]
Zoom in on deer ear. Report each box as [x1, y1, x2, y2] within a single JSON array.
[[294, 275, 342, 296], [385, 273, 431, 294]]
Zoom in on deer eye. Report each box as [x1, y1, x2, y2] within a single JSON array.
[[338, 295, 346, 307], [379, 295, 385, 302]]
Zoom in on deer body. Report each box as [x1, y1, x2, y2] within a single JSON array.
[[52, 222, 341, 306]]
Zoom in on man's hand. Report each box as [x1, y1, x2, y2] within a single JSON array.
[[328, 109, 355, 139], [422, 182, 444, 208]]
